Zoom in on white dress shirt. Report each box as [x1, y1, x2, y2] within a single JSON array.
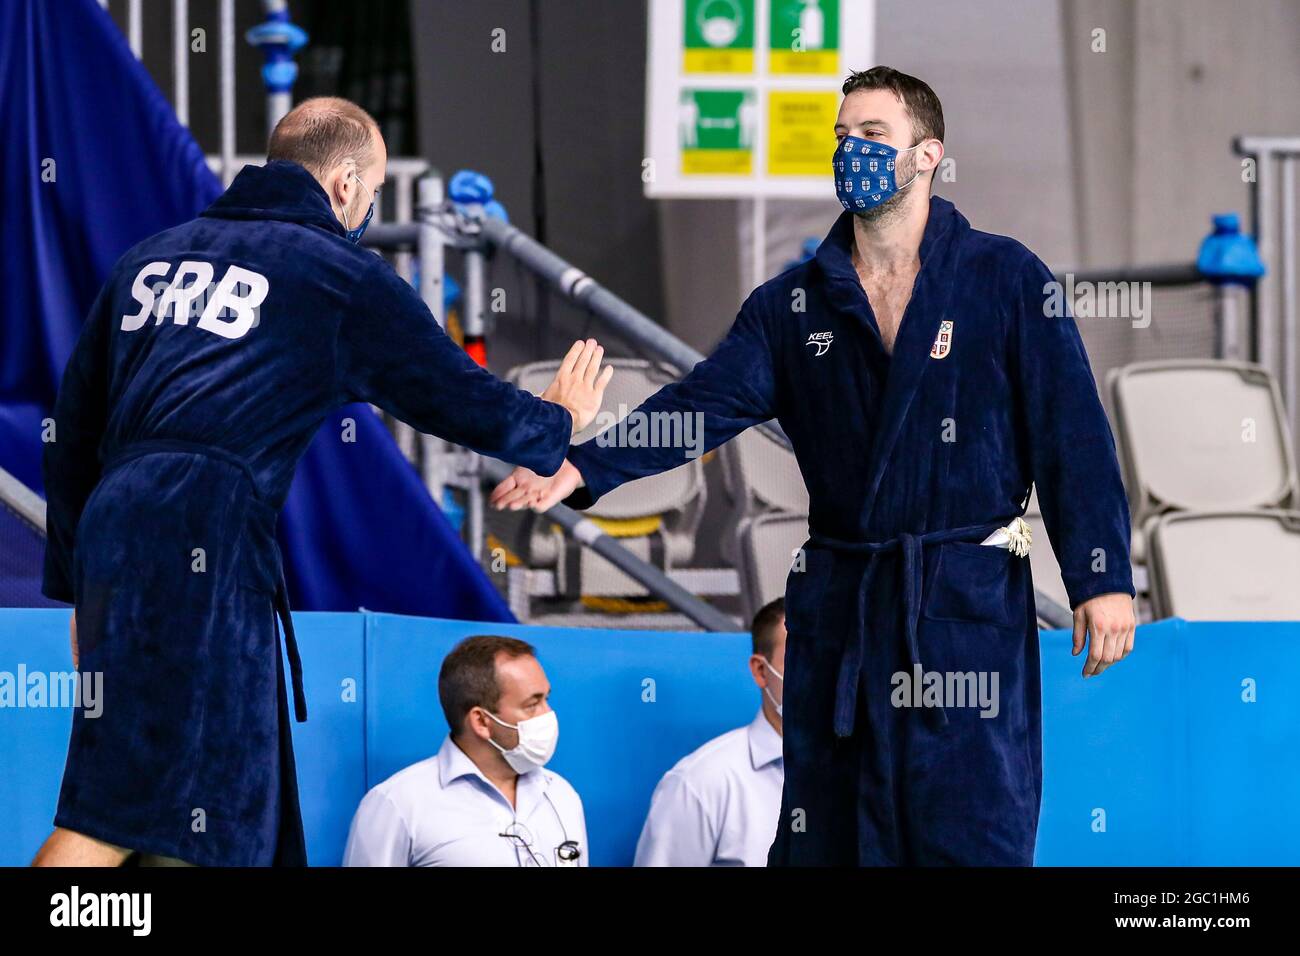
[[634, 709, 784, 867], [343, 735, 589, 867]]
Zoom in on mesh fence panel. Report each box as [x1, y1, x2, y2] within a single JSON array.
[[1072, 282, 1218, 418]]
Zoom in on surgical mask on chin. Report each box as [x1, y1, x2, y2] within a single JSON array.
[[342, 172, 375, 244], [832, 135, 922, 212], [762, 657, 784, 717], [485, 708, 559, 773]]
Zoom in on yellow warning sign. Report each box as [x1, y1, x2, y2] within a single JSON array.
[[769, 48, 838, 74], [683, 149, 754, 175], [767, 90, 839, 176]]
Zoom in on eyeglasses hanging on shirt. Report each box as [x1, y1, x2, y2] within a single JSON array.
[[499, 821, 548, 867], [496, 792, 582, 866]]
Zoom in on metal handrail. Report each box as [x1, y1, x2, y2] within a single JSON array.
[[480, 461, 736, 631], [1035, 593, 1073, 631], [1235, 135, 1299, 450], [1052, 263, 1202, 287], [0, 468, 46, 535], [474, 214, 795, 451]]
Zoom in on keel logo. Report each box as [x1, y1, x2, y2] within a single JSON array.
[[930, 320, 954, 359], [50, 885, 151, 936], [806, 331, 834, 356]]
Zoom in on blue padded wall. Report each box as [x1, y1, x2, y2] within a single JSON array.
[[362, 613, 757, 867], [0, 609, 369, 867], [2, 611, 1298, 866], [1035, 619, 1300, 865], [1181, 621, 1300, 865], [1037, 618, 1190, 864], [288, 612, 368, 867], [0, 610, 76, 862]]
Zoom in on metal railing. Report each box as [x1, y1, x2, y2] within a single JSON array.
[[478, 462, 735, 631], [1236, 136, 1300, 445], [0, 468, 46, 535], [1051, 262, 1248, 382]]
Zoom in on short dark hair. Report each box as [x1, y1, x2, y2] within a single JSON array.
[[266, 96, 380, 178], [842, 66, 945, 144], [751, 597, 786, 660], [438, 635, 536, 736]]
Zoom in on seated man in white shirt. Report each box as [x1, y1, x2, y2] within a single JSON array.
[[634, 597, 786, 867], [343, 634, 588, 867]]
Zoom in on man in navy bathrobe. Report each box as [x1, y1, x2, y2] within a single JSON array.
[[34, 97, 611, 867], [491, 68, 1137, 865]]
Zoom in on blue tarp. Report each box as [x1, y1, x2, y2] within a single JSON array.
[[0, 0, 510, 621]]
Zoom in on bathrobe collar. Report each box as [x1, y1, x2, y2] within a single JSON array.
[[813, 195, 972, 530], [201, 159, 348, 238]]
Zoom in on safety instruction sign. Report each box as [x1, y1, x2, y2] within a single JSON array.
[[646, 0, 874, 198], [684, 0, 755, 73], [767, 90, 840, 175], [680, 89, 757, 174], [769, 0, 840, 74]]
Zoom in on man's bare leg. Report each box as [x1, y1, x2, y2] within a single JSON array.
[[31, 827, 132, 866]]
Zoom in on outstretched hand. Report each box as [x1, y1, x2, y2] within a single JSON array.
[[540, 339, 613, 435], [490, 459, 585, 512]]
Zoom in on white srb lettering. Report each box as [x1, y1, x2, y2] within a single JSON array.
[[153, 260, 214, 325], [197, 265, 268, 339], [121, 261, 268, 340], [121, 261, 170, 331]]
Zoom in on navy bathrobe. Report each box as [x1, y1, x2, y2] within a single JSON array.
[[42, 160, 572, 866], [565, 196, 1134, 865]]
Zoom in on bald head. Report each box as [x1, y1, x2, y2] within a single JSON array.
[[268, 96, 380, 177], [267, 97, 387, 235]]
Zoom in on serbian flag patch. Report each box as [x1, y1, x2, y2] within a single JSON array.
[[930, 320, 954, 359]]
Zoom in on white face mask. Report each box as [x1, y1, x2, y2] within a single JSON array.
[[485, 708, 559, 773], [762, 657, 784, 717]]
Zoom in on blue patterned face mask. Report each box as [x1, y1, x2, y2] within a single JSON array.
[[832, 135, 922, 212], [343, 172, 375, 244]]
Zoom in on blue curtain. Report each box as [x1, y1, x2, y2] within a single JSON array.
[[0, 0, 512, 622]]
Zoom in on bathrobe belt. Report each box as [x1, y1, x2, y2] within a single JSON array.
[[99, 438, 308, 723], [806, 520, 1007, 739]]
